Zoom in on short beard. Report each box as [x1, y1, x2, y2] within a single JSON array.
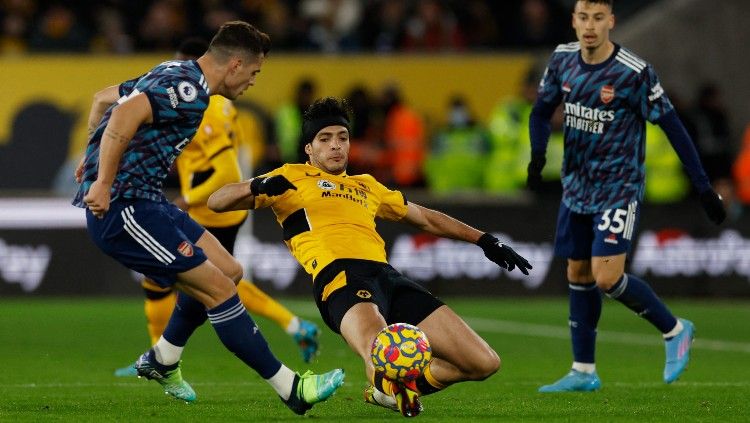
[[325, 160, 347, 175]]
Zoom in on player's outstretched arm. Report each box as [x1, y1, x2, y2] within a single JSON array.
[[208, 181, 255, 212], [208, 175, 296, 212], [250, 175, 297, 197], [400, 202, 532, 274], [476, 233, 532, 275]]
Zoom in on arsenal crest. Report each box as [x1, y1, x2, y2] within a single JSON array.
[[177, 241, 194, 257], [600, 85, 615, 104]]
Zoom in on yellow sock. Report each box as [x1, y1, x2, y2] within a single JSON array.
[[415, 364, 448, 395], [142, 279, 177, 345], [237, 279, 295, 331]]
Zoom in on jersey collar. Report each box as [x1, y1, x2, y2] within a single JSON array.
[[577, 42, 620, 72], [304, 162, 348, 177], [191, 60, 210, 94]]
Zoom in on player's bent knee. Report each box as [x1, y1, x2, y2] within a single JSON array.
[[466, 349, 501, 380], [227, 260, 243, 284], [482, 349, 501, 379], [217, 258, 243, 284], [206, 273, 239, 306], [594, 272, 622, 290], [595, 279, 615, 291], [178, 262, 239, 308]]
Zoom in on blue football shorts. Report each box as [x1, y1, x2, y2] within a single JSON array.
[[554, 200, 640, 259], [85, 198, 207, 287]]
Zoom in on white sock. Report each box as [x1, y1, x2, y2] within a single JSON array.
[[572, 362, 596, 374], [663, 319, 684, 339], [153, 336, 184, 366], [373, 388, 397, 406], [285, 316, 300, 336], [267, 364, 296, 400]]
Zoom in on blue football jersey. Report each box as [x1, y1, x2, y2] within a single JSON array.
[[538, 42, 673, 213], [73, 60, 210, 207]]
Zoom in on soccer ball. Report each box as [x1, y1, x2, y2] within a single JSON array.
[[371, 323, 432, 382]]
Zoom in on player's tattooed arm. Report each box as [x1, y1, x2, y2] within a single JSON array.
[[95, 93, 153, 185], [102, 127, 131, 145]]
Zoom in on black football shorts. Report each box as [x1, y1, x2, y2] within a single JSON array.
[[312, 259, 444, 334]]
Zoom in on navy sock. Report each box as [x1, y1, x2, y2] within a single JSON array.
[[606, 274, 677, 333], [207, 294, 282, 379], [147, 348, 178, 373], [162, 292, 208, 346], [569, 282, 601, 364]]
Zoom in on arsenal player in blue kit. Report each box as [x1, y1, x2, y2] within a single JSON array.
[[527, 0, 726, 392], [73, 21, 343, 413]]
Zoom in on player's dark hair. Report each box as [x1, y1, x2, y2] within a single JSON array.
[[176, 37, 208, 59], [302, 97, 352, 145], [579, 0, 613, 8], [208, 21, 270, 60]]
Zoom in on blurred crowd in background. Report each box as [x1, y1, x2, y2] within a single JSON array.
[[244, 73, 746, 223], [2, 0, 748, 219], [2, 0, 610, 54]]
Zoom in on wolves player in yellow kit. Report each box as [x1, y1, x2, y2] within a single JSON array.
[[114, 39, 319, 377], [209, 97, 532, 417]]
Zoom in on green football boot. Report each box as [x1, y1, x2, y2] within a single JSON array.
[[114, 362, 138, 377], [282, 369, 345, 415], [134, 350, 196, 403]]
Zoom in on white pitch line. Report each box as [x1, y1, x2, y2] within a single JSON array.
[[464, 317, 750, 354], [605, 381, 750, 388], [498, 381, 750, 388], [292, 307, 750, 353]]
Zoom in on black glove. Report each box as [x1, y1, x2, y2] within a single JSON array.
[[250, 175, 297, 197], [526, 153, 546, 192], [477, 233, 532, 275], [699, 189, 726, 225]]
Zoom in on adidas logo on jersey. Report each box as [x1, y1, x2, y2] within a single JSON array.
[[648, 83, 664, 102]]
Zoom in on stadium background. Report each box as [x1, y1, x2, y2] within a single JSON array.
[[1, 0, 748, 298]]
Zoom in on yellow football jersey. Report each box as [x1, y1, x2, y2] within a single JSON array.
[[253, 163, 409, 280], [176, 96, 248, 227]]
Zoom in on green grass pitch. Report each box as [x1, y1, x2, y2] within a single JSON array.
[[1, 297, 748, 421]]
